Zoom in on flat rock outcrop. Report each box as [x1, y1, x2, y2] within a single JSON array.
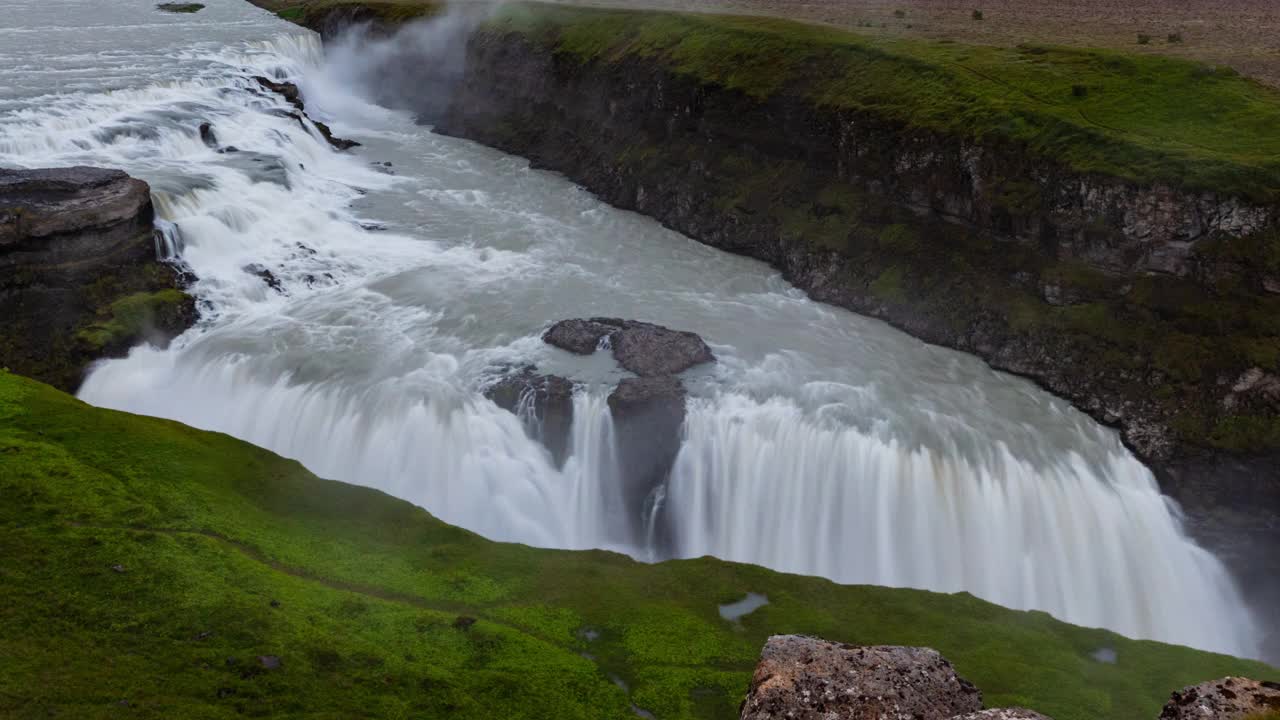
[[0, 166, 194, 390], [740, 635, 983, 720], [543, 317, 714, 376], [484, 370, 575, 467], [1159, 677, 1280, 720]]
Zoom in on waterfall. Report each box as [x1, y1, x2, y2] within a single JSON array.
[[2, 2, 1261, 661], [667, 394, 1258, 655]]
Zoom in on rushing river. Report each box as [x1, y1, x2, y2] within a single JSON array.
[[0, 0, 1263, 658]]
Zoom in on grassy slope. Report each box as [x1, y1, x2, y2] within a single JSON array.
[[0, 370, 1275, 719], [478, 2, 1280, 203]]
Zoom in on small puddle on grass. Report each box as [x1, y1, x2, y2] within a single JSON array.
[[719, 592, 768, 621]]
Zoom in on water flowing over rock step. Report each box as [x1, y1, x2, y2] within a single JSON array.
[[488, 318, 712, 551], [262, 0, 1280, 650]]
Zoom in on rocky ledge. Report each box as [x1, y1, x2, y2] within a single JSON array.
[[0, 166, 195, 391]]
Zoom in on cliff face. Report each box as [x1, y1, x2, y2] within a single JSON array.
[[0, 167, 195, 392]]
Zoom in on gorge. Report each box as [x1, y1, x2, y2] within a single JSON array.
[[1, 0, 1276, 691]]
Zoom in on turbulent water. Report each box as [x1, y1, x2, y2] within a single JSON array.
[[0, 0, 1263, 658]]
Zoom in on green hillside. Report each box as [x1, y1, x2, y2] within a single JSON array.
[[0, 370, 1273, 719]]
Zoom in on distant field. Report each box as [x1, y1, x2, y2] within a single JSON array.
[[562, 0, 1280, 88]]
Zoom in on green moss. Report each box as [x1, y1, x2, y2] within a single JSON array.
[[1207, 414, 1280, 452], [0, 371, 1273, 719], [870, 266, 908, 302], [76, 289, 190, 351]]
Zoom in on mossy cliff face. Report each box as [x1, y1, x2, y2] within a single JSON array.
[[0, 167, 195, 392]]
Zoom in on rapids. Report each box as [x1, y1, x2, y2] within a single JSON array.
[[0, 0, 1261, 658]]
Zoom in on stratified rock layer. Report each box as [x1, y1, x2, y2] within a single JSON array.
[[1159, 677, 1280, 720], [739, 635, 983, 720], [0, 166, 194, 390]]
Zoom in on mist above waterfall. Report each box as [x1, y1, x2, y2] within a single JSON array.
[[304, 2, 492, 124], [0, 0, 1263, 660]]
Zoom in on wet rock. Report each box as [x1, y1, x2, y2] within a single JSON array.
[[242, 263, 283, 294], [543, 318, 616, 355], [609, 320, 715, 377], [198, 122, 218, 148], [951, 711, 1054, 720], [608, 376, 687, 547], [739, 635, 982, 720], [311, 119, 361, 151], [156, 2, 204, 12], [1159, 677, 1280, 720], [485, 370, 574, 467], [251, 80, 361, 150], [0, 166, 194, 391], [253, 76, 305, 111], [543, 318, 714, 376]]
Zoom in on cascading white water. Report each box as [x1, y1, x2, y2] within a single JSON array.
[[668, 394, 1256, 654], [2, 0, 1264, 659]]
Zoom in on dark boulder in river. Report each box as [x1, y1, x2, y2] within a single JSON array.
[[544, 317, 714, 376], [0, 166, 194, 391], [485, 370, 575, 467]]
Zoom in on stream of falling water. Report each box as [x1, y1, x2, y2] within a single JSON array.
[[0, 0, 1261, 658]]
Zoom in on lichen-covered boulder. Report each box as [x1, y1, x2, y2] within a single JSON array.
[[739, 635, 982, 720], [1159, 677, 1280, 720]]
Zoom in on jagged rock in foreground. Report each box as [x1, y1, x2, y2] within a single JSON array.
[[739, 635, 984, 720], [543, 317, 714, 376], [1159, 677, 1280, 719], [0, 166, 194, 391], [484, 370, 575, 467]]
